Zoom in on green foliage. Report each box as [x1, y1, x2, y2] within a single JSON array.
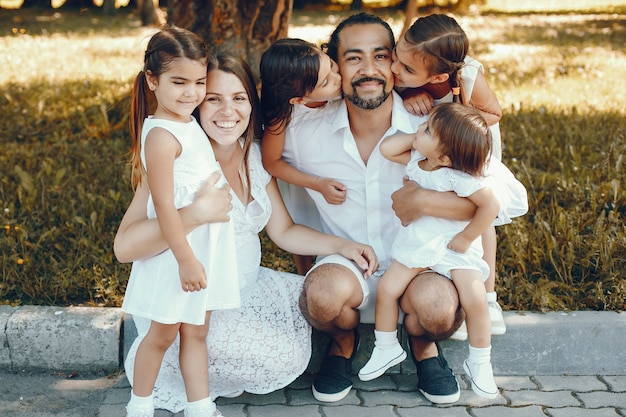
[[0, 8, 624, 311]]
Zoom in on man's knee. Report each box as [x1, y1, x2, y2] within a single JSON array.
[[402, 271, 462, 340], [301, 263, 361, 324]]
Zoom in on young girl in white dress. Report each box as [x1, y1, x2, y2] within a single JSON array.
[[391, 13, 507, 337], [121, 26, 238, 417], [116, 52, 379, 415], [359, 103, 526, 400], [259, 38, 344, 274]]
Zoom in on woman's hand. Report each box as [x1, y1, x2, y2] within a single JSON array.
[[188, 171, 233, 226], [338, 241, 379, 278]]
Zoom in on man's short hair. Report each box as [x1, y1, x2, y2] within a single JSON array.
[[322, 12, 396, 62]]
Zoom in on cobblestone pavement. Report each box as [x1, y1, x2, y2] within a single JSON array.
[[96, 372, 626, 417], [1, 369, 624, 416]]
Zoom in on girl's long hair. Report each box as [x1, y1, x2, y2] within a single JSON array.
[[404, 14, 469, 105], [129, 25, 208, 189], [260, 38, 321, 134], [430, 103, 492, 176]]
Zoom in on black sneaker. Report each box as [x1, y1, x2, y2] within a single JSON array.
[[312, 330, 360, 402], [412, 341, 460, 404]]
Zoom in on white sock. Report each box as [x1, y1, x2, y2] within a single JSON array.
[[486, 292, 497, 303], [186, 397, 214, 411], [374, 329, 398, 349], [129, 391, 153, 405], [468, 345, 491, 364]]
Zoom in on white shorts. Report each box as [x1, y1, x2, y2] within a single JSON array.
[[308, 254, 401, 324]]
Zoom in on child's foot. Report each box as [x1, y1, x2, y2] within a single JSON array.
[[125, 403, 153, 417], [463, 359, 498, 399], [184, 398, 224, 417], [358, 344, 407, 381]]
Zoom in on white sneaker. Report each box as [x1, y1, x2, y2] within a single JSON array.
[[449, 320, 468, 341], [463, 359, 498, 399], [488, 301, 506, 335], [358, 344, 407, 381]]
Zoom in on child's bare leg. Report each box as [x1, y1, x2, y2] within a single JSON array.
[[179, 312, 211, 402], [127, 322, 180, 416], [359, 262, 424, 381], [452, 270, 489, 348], [452, 270, 498, 399], [133, 322, 180, 396], [482, 226, 506, 335], [482, 226, 497, 294], [375, 262, 426, 332]]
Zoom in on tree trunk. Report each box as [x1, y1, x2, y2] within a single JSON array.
[[20, 0, 52, 7], [350, 0, 363, 10], [60, 0, 94, 8], [167, 0, 293, 82], [102, 0, 116, 15]]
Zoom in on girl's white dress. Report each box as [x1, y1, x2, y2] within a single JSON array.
[[433, 56, 503, 161], [391, 150, 491, 281], [124, 142, 312, 413], [121, 117, 240, 326]]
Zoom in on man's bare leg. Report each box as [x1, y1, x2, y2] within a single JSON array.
[[299, 263, 364, 402], [400, 271, 463, 404]]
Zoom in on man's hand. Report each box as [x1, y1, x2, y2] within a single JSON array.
[[391, 178, 423, 226]]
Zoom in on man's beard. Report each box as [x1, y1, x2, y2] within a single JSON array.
[[344, 77, 391, 110]]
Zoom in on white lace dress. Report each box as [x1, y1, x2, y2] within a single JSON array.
[[124, 142, 312, 413]]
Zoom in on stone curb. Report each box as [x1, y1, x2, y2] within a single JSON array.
[[0, 305, 122, 371], [1, 306, 625, 375]]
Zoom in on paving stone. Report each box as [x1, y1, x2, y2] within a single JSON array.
[[322, 404, 397, 417], [496, 375, 538, 390], [602, 376, 626, 392], [217, 389, 286, 406], [535, 375, 607, 391], [577, 391, 626, 408], [472, 405, 547, 416], [507, 390, 581, 407], [397, 406, 472, 416], [248, 404, 320, 417], [359, 389, 427, 407], [546, 407, 621, 417]]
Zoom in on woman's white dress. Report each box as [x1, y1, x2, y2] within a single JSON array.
[[124, 142, 312, 413], [122, 116, 240, 325], [391, 150, 491, 281]]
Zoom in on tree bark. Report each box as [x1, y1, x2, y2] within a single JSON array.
[[20, 0, 52, 8], [59, 0, 94, 8], [167, 0, 293, 81]]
